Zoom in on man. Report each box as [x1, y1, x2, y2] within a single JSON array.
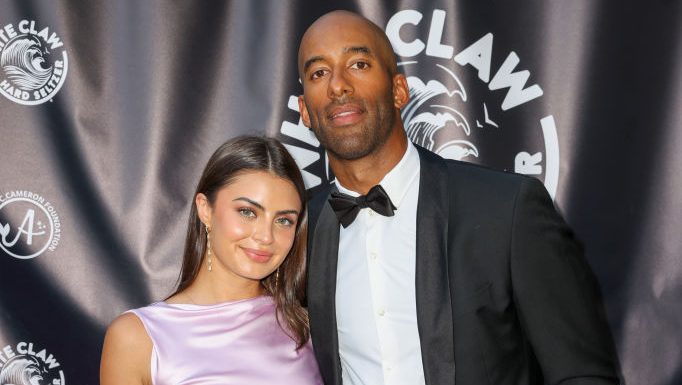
[[298, 10, 619, 385]]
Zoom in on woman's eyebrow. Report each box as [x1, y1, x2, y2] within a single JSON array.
[[233, 197, 264, 210], [276, 209, 300, 216], [233, 197, 299, 216]]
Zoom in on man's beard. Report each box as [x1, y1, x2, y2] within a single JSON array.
[[312, 97, 396, 161]]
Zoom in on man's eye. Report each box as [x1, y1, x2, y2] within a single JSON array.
[[238, 208, 256, 218], [351, 61, 369, 70], [311, 69, 327, 80]]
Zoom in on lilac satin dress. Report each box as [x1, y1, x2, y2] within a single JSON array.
[[129, 295, 322, 385]]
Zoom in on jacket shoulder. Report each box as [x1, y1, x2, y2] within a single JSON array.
[[416, 144, 538, 198]]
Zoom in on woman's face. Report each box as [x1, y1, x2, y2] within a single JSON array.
[[197, 171, 301, 287]]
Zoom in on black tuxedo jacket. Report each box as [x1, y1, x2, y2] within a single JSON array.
[[306, 145, 619, 385]]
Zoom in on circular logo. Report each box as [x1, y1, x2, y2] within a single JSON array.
[[0, 19, 68, 105], [279, 8, 560, 198], [385, 9, 560, 197], [0, 342, 65, 385], [0, 191, 61, 259]]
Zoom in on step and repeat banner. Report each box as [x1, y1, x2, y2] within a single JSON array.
[[1, 1, 680, 384]]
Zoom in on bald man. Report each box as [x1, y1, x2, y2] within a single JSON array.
[[299, 10, 619, 385]]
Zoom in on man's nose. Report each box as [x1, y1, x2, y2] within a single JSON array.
[[328, 70, 353, 99]]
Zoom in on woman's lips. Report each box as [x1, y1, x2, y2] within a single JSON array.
[[241, 247, 272, 263]]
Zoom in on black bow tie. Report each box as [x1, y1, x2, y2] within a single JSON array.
[[328, 185, 397, 228]]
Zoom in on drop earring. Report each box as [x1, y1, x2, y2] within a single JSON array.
[[205, 224, 212, 272]]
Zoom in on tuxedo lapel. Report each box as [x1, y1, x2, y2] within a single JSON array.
[[307, 195, 343, 385], [415, 146, 456, 384]]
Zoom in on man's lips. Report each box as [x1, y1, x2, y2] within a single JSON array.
[[241, 247, 273, 263], [327, 104, 364, 126]]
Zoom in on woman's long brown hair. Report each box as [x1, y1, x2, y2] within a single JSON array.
[[171, 135, 309, 348]]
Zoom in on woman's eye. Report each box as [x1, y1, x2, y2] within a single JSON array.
[[276, 217, 295, 227], [238, 208, 256, 218]]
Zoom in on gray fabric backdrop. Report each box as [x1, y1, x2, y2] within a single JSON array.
[[0, 1, 680, 384]]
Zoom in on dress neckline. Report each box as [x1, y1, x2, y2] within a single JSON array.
[[159, 294, 270, 311]]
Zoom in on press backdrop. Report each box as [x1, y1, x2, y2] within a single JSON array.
[[1, 1, 681, 384]]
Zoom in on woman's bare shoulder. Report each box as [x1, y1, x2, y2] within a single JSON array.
[[100, 312, 152, 385], [106, 312, 150, 344]]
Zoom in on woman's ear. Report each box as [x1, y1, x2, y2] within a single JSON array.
[[195, 193, 212, 226]]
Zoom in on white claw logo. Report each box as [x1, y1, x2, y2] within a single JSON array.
[[0, 20, 68, 105], [387, 8, 560, 198], [402, 63, 480, 161], [0, 342, 65, 385]]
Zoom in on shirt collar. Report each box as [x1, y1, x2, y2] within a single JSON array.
[[335, 141, 420, 208]]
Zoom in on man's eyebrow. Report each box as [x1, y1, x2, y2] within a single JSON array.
[[344, 46, 373, 56], [303, 56, 324, 73]]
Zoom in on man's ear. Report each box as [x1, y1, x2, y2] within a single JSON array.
[[298, 95, 312, 128], [392, 73, 409, 109], [195, 193, 212, 226]]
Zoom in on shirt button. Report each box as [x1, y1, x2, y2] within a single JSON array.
[[370, 252, 378, 261], [378, 308, 385, 316], [368, 209, 375, 217]]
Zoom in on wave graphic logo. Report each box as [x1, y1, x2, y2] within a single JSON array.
[[0, 20, 68, 105], [0, 342, 65, 385], [387, 9, 560, 198], [402, 64, 479, 161]]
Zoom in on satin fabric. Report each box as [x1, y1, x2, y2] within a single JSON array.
[[130, 295, 322, 385]]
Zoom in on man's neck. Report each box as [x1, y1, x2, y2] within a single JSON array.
[[330, 133, 408, 195]]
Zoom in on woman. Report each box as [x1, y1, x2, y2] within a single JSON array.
[[100, 136, 322, 384]]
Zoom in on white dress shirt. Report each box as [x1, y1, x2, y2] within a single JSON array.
[[335, 141, 425, 385]]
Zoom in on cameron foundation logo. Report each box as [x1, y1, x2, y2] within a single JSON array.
[[0, 341, 65, 385], [0, 20, 68, 105], [0, 190, 61, 259]]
